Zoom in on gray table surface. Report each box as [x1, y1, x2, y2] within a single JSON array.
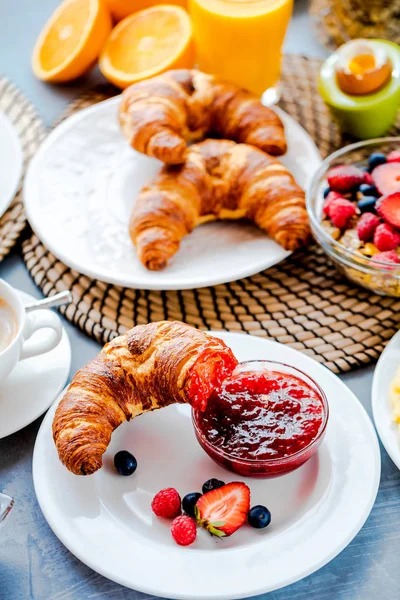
[[0, 1, 398, 599]]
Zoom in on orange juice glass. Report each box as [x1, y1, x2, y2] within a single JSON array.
[[189, 0, 293, 98]]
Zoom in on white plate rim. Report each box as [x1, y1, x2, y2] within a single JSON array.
[[33, 332, 380, 599], [372, 329, 400, 469], [0, 111, 23, 219], [0, 290, 71, 439], [23, 97, 321, 290]]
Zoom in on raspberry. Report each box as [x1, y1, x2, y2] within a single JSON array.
[[373, 223, 400, 252], [151, 488, 181, 519], [374, 251, 400, 264], [171, 515, 197, 546], [329, 198, 357, 228], [323, 191, 342, 215], [356, 213, 380, 241]]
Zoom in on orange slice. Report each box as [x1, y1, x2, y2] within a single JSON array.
[[105, 0, 187, 22], [32, 0, 112, 83], [99, 5, 194, 89]]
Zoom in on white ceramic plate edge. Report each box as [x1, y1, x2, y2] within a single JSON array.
[[1, 341, 71, 438], [0, 112, 23, 218], [33, 333, 380, 599], [372, 330, 400, 469], [274, 105, 322, 167], [33, 442, 380, 600]]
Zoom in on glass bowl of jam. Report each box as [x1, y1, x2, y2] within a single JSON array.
[[192, 360, 329, 478]]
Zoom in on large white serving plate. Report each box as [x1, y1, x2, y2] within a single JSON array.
[[0, 111, 23, 218], [33, 332, 380, 599], [24, 97, 321, 290], [372, 330, 400, 469]]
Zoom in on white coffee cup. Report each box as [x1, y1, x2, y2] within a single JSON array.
[[0, 279, 63, 382]]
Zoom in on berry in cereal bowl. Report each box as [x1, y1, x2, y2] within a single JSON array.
[[307, 137, 400, 297]]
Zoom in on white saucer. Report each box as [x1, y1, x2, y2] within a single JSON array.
[[24, 97, 321, 290], [0, 111, 23, 218], [0, 290, 71, 439], [33, 332, 379, 599], [372, 330, 400, 469]]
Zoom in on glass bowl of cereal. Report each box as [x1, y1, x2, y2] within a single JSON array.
[[307, 137, 400, 296]]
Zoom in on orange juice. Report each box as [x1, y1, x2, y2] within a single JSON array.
[[189, 0, 293, 96]]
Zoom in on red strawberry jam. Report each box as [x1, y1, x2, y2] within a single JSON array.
[[193, 362, 328, 478]]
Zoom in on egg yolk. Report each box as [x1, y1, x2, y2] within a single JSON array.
[[348, 54, 376, 76]]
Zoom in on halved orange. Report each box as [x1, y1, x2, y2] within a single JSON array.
[[104, 0, 187, 22], [99, 5, 194, 89], [32, 0, 112, 83]]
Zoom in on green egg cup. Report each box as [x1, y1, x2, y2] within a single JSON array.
[[319, 40, 400, 139]]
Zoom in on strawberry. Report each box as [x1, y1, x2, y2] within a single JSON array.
[[372, 162, 400, 195], [194, 482, 250, 537], [171, 515, 197, 546], [327, 165, 365, 193], [323, 191, 342, 215], [374, 251, 400, 265], [373, 223, 400, 252], [328, 198, 357, 228], [376, 192, 400, 229], [387, 151, 400, 164], [357, 213, 380, 242]]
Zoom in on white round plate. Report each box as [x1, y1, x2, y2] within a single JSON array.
[[0, 112, 23, 219], [372, 330, 400, 469], [24, 97, 321, 290], [33, 332, 379, 599], [0, 290, 71, 439]]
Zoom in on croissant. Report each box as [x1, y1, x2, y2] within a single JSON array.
[[130, 139, 310, 270], [53, 321, 238, 475], [119, 69, 286, 164]]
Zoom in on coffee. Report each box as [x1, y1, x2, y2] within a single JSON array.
[[0, 297, 18, 353]]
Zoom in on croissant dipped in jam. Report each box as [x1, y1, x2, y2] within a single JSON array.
[[130, 139, 310, 271], [53, 321, 238, 475], [119, 69, 286, 164]]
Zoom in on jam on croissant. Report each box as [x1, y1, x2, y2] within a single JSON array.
[[119, 68, 287, 165], [130, 139, 310, 270], [53, 321, 238, 475]]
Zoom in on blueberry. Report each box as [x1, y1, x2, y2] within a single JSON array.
[[368, 152, 386, 171], [182, 492, 202, 517], [359, 183, 379, 197], [361, 166, 370, 173], [114, 450, 137, 476], [248, 505, 271, 529], [202, 478, 225, 494], [358, 196, 377, 213], [323, 187, 331, 199]]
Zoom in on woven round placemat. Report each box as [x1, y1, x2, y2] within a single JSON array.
[[0, 75, 45, 263], [22, 55, 400, 373]]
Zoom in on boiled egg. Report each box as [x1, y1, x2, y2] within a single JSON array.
[[335, 39, 392, 95]]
